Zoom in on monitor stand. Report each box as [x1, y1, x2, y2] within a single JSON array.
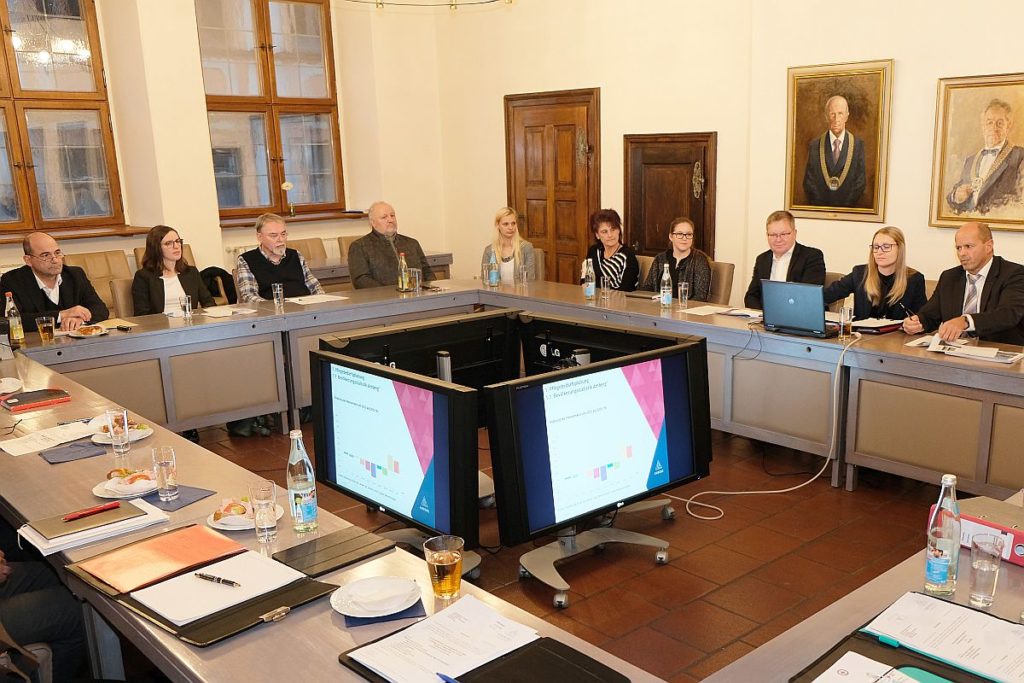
[[617, 498, 675, 520], [379, 528, 482, 580], [518, 526, 668, 608]]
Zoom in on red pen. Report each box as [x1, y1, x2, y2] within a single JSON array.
[[62, 501, 120, 522]]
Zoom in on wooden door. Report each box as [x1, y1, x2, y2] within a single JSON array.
[[624, 132, 717, 258], [505, 89, 600, 283]]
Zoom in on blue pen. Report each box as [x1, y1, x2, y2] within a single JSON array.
[[436, 674, 459, 683]]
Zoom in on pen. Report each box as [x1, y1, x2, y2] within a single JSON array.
[[63, 501, 120, 522], [436, 674, 459, 683], [195, 572, 241, 588]]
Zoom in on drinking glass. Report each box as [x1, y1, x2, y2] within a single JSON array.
[[839, 305, 853, 341], [600, 276, 611, 301], [35, 317, 55, 343], [271, 283, 285, 308], [105, 408, 131, 461], [152, 446, 179, 502], [677, 282, 689, 311], [423, 535, 464, 600], [178, 295, 192, 321], [407, 268, 422, 292], [970, 533, 1004, 607], [249, 479, 278, 543], [516, 263, 529, 286]]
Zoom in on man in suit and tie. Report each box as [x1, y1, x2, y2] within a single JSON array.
[[0, 232, 108, 332], [743, 210, 826, 309], [802, 95, 867, 208], [947, 99, 1024, 215], [903, 222, 1024, 344]]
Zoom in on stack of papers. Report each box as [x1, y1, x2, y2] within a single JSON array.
[[198, 306, 258, 318], [906, 335, 1024, 364], [349, 594, 538, 683], [685, 305, 762, 318], [18, 499, 169, 556], [287, 294, 347, 305], [2, 421, 96, 456]]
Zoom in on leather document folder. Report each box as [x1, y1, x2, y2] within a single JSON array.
[[272, 526, 395, 577], [29, 503, 145, 541], [339, 636, 629, 683]]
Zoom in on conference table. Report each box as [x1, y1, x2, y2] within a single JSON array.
[[0, 353, 658, 682]]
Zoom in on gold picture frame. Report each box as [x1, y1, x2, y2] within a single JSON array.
[[929, 72, 1024, 230], [785, 59, 893, 222]]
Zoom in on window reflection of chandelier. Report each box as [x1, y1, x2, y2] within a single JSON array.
[[340, 0, 511, 8]]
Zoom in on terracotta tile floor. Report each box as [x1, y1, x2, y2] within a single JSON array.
[[202, 424, 936, 681]]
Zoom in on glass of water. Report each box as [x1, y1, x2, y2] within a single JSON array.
[[970, 533, 1004, 607], [677, 282, 689, 311], [249, 479, 278, 543], [178, 295, 192, 321], [271, 283, 285, 309], [152, 446, 179, 502]]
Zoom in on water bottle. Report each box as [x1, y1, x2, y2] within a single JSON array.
[[659, 264, 673, 308], [487, 250, 500, 287], [398, 252, 410, 290], [5, 292, 23, 348], [287, 429, 319, 532], [924, 473, 960, 596], [583, 259, 596, 300]]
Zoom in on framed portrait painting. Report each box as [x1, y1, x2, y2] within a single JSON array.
[[929, 72, 1024, 230], [785, 59, 893, 222]]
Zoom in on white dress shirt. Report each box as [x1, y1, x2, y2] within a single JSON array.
[[770, 246, 795, 282]]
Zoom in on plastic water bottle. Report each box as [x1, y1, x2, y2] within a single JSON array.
[[398, 252, 410, 290], [5, 292, 23, 348], [487, 250, 500, 287], [583, 259, 596, 300], [286, 430, 318, 532], [659, 264, 673, 308], [924, 473, 960, 596]]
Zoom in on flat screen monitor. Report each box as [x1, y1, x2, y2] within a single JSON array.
[[486, 341, 712, 546], [310, 350, 479, 548]]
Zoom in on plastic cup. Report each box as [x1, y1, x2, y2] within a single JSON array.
[[35, 317, 55, 343], [249, 479, 278, 543], [105, 408, 131, 459], [423, 535, 463, 600], [271, 283, 285, 308], [152, 446, 179, 502], [970, 533, 1004, 607]]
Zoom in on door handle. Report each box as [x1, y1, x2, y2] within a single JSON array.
[[692, 161, 704, 199]]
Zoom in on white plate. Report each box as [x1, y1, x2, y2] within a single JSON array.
[[330, 576, 421, 618], [92, 479, 159, 499], [206, 504, 285, 531], [68, 327, 109, 339], [87, 415, 154, 444]]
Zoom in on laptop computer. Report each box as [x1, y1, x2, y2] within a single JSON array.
[[760, 280, 838, 339]]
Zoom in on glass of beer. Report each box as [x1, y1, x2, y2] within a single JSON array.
[[35, 316, 55, 343], [423, 534, 464, 600]]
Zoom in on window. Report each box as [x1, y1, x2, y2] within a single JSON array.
[[0, 0, 124, 233], [196, 0, 345, 220]]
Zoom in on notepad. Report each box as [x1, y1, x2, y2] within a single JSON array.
[[130, 550, 305, 626], [287, 294, 348, 305], [17, 499, 169, 556]]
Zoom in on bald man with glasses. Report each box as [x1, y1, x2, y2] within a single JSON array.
[[743, 210, 826, 309], [0, 232, 108, 331]]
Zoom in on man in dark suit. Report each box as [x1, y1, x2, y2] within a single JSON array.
[[802, 95, 867, 208], [0, 232, 108, 332], [947, 99, 1024, 215], [903, 222, 1024, 344], [743, 210, 826, 309]]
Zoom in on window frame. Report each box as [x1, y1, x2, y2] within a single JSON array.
[[0, 101, 33, 231]]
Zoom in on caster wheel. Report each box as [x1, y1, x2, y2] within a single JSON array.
[[661, 506, 676, 520], [553, 592, 569, 608], [518, 566, 531, 579], [365, 504, 375, 512], [655, 549, 669, 564], [594, 543, 607, 554], [478, 495, 496, 509], [466, 567, 481, 580]]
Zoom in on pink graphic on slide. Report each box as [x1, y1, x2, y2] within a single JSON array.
[[620, 359, 665, 438], [392, 383, 434, 474]]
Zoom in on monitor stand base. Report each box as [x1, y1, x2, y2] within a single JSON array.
[[380, 528, 482, 579], [614, 497, 675, 520], [518, 526, 668, 608]]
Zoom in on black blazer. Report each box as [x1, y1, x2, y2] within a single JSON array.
[[743, 243, 826, 309], [0, 265, 108, 332], [823, 265, 927, 320], [132, 266, 214, 316], [917, 256, 1024, 345]]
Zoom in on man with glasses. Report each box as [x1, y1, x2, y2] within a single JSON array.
[[0, 232, 108, 332], [235, 213, 324, 304], [743, 210, 826, 309], [903, 222, 1024, 344]]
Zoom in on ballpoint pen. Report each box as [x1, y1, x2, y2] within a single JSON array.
[[436, 674, 459, 683], [195, 572, 241, 588], [62, 501, 120, 522]]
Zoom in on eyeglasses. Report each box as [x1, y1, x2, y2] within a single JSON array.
[[767, 232, 793, 240], [0, 419, 21, 435], [671, 232, 694, 239], [162, 239, 184, 247], [29, 250, 63, 261], [870, 243, 896, 253]]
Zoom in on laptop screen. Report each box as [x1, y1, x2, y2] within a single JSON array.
[[760, 280, 830, 336]]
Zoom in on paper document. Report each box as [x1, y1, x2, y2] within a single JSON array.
[[349, 594, 539, 683], [863, 592, 1024, 681], [904, 335, 966, 349], [851, 318, 902, 329], [2, 421, 95, 456], [683, 305, 731, 316], [812, 651, 914, 682], [17, 500, 169, 556], [199, 306, 258, 318], [131, 550, 304, 625], [98, 319, 137, 329], [287, 294, 348, 305], [917, 335, 1024, 363]]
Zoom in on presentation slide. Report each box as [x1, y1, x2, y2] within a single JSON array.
[[541, 358, 669, 523], [328, 365, 440, 527]]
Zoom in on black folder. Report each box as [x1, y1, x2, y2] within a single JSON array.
[[272, 526, 395, 577], [339, 635, 628, 682]]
